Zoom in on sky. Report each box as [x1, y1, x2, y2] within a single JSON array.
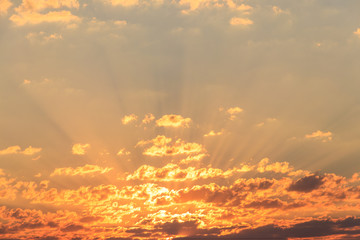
[[1, 0, 360, 239]]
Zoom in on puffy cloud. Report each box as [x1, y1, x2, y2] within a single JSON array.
[[139, 135, 205, 157], [50, 164, 113, 176], [126, 163, 252, 182], [121, 114, 138, 125], [156, 114, 191, 128], [0, 145, 42, 155], [229, 17, 253, 26], [0, 0, 12, 15], [10, 10, 81, 26], [305, 130, 332, 142]]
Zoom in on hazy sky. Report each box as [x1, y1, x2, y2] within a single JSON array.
[[1, 0, 360, 239]]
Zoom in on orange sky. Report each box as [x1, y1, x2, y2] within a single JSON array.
[[1, 0, 360, 239]]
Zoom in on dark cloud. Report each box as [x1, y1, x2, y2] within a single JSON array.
[[175, 217, 360, 239], [288, 174, 324, 192], [60, 224, 84, 232]]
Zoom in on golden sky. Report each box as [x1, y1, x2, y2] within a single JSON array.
[[1, 0, 360, 239]]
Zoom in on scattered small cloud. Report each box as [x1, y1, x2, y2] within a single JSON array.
[[229, 17, 253, 26], [156, 114, 191, 128], [142, 113, 155, 124], [204, 129, 224, 137], [117, 148, 131, 156], [225, 107, 243, 120], [354, 28, 360, 38], [122, 114, 138, 125], [72, 143, 90, 155], [305, 130, 332, 142]]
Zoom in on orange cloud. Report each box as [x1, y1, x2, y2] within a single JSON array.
[[50, 164, 113, 176], [0, 0, 12, 15], [0, 145, 41, 155], [229, 17, 253, 26], [305, 130, 332, 142], [156, 114, 191, 128], [121, 114, 138, 124], [72, 143, 90, 155]]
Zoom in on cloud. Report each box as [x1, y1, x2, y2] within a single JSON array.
[[72, 143, 90, 155], [121, 114, 138, 125], [26, 32, 63, 43], [272, 6, 288, 15], [0, 145, 42, 155], [139, 135, 205, 157], [14, 0, 80, 12], [142, 113, 155, 124], [288, 174, 324, 192], [156, 114, 191, 128], [0, 0, 12, 15], [354, 28, 360, 38], [108, 0, 139, 7], [223, 107, 243, 120], [50, 164, 113, 177], [126, 163, 252, 182], [10, 10, 81, 26], [229, 17, 253, 26], [204, 129, 224, 137], [117, 148, 131, 156], [305, 130, 332, 142], [0, 145, 21, 155]]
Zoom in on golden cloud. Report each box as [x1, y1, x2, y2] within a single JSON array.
[[50, 164, 113, 176], [72, 143, 90, 155], [156, 114, 191, 128]]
